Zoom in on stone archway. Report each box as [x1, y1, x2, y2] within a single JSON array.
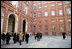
[[22, 18, 28, 34], [1, 9, 4, 34], [6, 13, 18, 35]]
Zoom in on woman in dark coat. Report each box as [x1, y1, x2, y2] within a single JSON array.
[[25, 33, 29, 43], [13, 33, 16, 43], [1, 33, 6, 45], [62, 32, 66, 39], [6, 32, 11, 45], [16, 34, 19, 42]]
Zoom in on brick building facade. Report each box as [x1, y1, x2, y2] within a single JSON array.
[[1, 1, 71, 36]]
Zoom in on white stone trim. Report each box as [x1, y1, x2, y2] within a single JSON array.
[[6, 13, 18, 34], [1, 9, 4, 34]]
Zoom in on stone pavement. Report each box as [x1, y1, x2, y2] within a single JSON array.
[[1, 36, 71, 48]]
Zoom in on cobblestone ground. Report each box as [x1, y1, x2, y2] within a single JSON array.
[[1, 36, 71, 48]]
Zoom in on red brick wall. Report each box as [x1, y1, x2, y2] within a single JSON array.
[[1, 1, 71, 35]]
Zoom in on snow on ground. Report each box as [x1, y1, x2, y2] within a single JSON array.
[[1, 36, 71, 48]]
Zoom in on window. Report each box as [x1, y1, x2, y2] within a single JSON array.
[[34, 13, 36, 17], [39, 26, 42, 31], [59, 10, 63, 15], [52, 26, 56, 32], [52, 10, 55, 16], [60, 25, 64, 32], [33, 26, 36, 31], [39, 12, 42, 17], [39, 6, 42, 9], [33, 7, 36, 10], [33, 2, 36, 6], [68, 22, 71, 33], [39, 2, 41, 4], [51, 3, 55, 6], [45, 1, 47, 3], [51, 20, 56, 22], [59, 20, 64, 22], [24, 6, 28, 15], [66, 8, 71, 14], [45, 20, 48, 23], [65, 1, 71, 4], [39, 21, 41, 23], [58, 2, 62, 5], [45, 5, 47, 7], [12, 1, 18, 8], [45, 25, 48, 31], [45, 11, 48, 16]]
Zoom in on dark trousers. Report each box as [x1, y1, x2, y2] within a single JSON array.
[[26, 38, 28, 43], [19, 40, 22, 45], [6, 40, 9, 44]]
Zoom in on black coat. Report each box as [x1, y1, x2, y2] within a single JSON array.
[[1, 33, 6, 40], [13, 33, 16, 40], [62, 32, 66, 38], [16, 34, 19, 41], [25, 34, 29, 39], [6, 33, 11, 41]]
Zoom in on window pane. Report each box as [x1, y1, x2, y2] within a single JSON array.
[[45, 1, 47, 3], [39, 6, 42, 9], [39, 26, 41, 31], [12, 1, 18, 8], [45, 25, 48, 31], [52, 26, 56, 32], [24, 7, 28, 14], [45, 5, 47, 7], [59, 10, 63, 15], [58, 2, 62, 5], [34, 13, 36, 17], [39, 13, 41, 17], [45, 11, 48, 16], [66, 8, 71, 14], [65, 1, 71, 4], [52, 10, 55, 16], [51, 3, 55, 6], [39, 2, 41, 4]]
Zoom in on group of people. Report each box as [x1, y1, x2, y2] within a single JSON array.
[[34, 31, 42, 41], [1, 32, 11, 45], [1, 32, 30, 45], [1, 31, 66, 46]]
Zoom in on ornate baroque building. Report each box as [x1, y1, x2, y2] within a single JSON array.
[[1, 1, 71, 36]]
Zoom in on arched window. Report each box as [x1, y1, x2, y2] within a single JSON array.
[[24, 5, 28, 15], [12, 1, 18, 8]]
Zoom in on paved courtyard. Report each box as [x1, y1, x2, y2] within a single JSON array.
[[1, 36, 71, 48]]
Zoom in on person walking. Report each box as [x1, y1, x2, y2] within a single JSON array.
[[1, 33, 6, 45], [25, 33, 29, 44], [62, 32, 66, 39], [13, 33, 16, 44], [16, 33, 19, 42], [19, 33, 22, 45], [6, 32, 11, 45]]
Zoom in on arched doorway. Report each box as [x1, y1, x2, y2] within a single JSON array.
[[52, 25, 56, 36], [33, 26, 36, 35], [22, 20, 26, 35], [6, 13, 18, 36], [8, 14, 15, 36]]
